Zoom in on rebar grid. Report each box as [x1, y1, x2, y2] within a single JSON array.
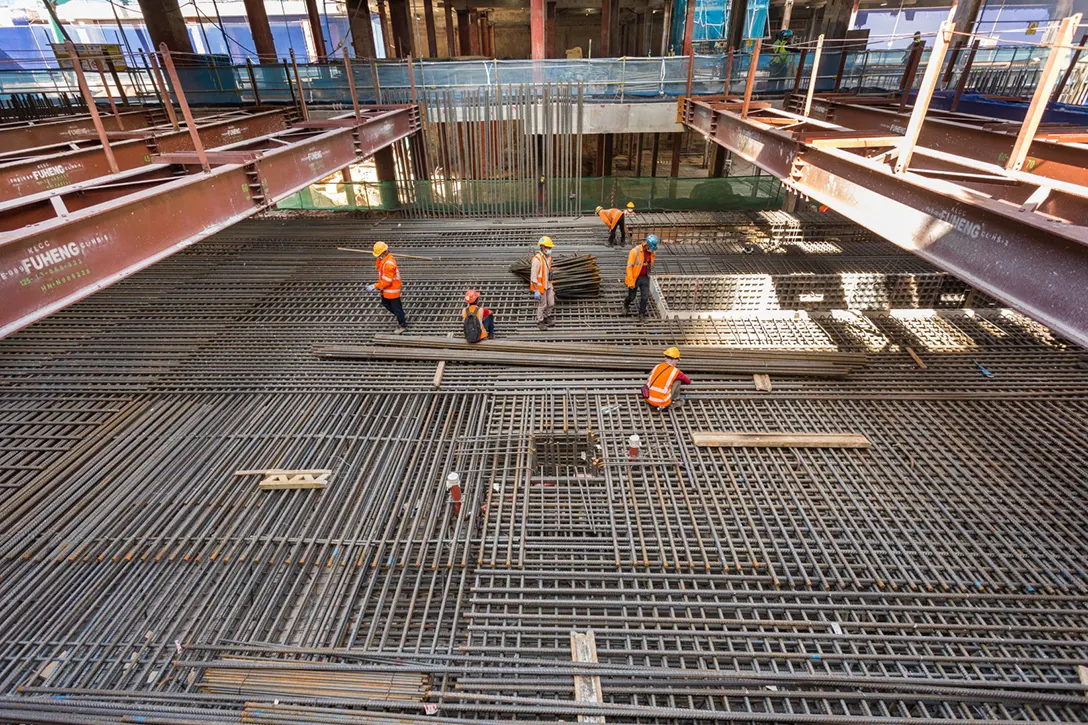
[[0, 215, 1084, 724]]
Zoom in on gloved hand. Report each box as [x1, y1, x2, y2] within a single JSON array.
[[367, 284, 376, 293], [534, 291, 542, 301]]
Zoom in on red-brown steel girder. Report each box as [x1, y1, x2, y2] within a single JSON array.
[[0, 110, 292, 203], [0, 106, 419, 339], [685, 98, 1088, 348], [0, 109, 166, 152]]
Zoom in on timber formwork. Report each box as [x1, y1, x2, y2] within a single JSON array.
[[0, 215, 1085, 724]]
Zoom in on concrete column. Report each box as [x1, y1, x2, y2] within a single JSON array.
[[952, 0, 984, 37], [346, 0, 377, 58], [635, 133, 644, 176], [136, 0, 194, 55], [374, 146, 400, 208], [469, 10, 480, 54], [445, 2, 456, 55], [781, 0, 794, 31], [489, 20, 496, 56], [377, 0, 395, 56], [388, 0, 414, 57], [600, 0, 611, 57], [409, 132, 429, 179], [478, 13, 488, 55], [660, 0, 672, 55], [546, 1, 557, 58], [728, 0, 747, 47], [595, 135, 605, 176], [603, 134, 614, 176], [457, 9, 471, 54], [669, 132, 682, 176], [682, 0, 696, 56], [303, 0, 328, 60], [242, 0, 277, 61], [422, 0, 438, 56], [710, 145, 726, 177], [650, 132, 660, 176], [531, 0, 546, 59]]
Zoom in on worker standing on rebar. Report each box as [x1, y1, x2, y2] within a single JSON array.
[[462, 289, 495, 341], [624, 234, 658, 320], [642, 347, 691, 409], [530, 236, 556, 330], [368, 241, 408, 334], [596, 201, 635, 247]]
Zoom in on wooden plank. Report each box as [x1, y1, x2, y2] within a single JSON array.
[[906, 347, 927, 370], [753, 373, 772, 392], [691, 432, 870, 448], [570, 630, 604, 723], [258, 473, 328, 490], [235, 468, 332, 476]]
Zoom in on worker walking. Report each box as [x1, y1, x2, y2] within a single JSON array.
[[624, 234, 658, 320], [596, 201, 635, 247], [367, 241, 408, 334], [530, 236, 556, 330], [642, 347, 691, 409], [462, 289, 496, 342]]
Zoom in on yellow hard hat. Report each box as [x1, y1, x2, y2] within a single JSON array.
[[664, 347, 680, 360], [595, 205, 603, 214], [372, 241, 388, 257], [626, 201, 635, 209], [538, 236, 554, 248]]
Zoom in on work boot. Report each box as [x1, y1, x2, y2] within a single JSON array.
[[545, 318, 557, 328], [623, 305, 632, 317], [537, 322, 548, 331], [392, 326, 407, 335]]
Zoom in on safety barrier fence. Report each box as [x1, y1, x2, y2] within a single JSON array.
[[276, 175, 785, 215], [1, 45, 1085, 112]]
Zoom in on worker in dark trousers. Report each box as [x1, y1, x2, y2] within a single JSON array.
[[596, 202, 635, 247], [624, 234, 658, 320], [368, 241, 408, 333]]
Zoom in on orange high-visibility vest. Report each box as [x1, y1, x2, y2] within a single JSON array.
[[530, 251, 552, 294], [461, 304, 489, 340], [646, 362, 681, 408], [625, 245, 654, 288], [375, 254, 401, 299], [597, 208, 624, 230]]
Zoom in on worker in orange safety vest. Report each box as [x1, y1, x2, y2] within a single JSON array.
[[596, 201, 634, 247], [367, 241, 408, 333], [530, 236, 556, 330], [624, 234, 658, 320], [462, 289, 496, 342], [642, 347, 691, 409]]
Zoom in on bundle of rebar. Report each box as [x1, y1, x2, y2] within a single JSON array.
[[199, 658, 428, 701], [314, 335, 866, 377], [509, 253, 601, 299]]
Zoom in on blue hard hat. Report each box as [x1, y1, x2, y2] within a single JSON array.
[[780, 29, 793, 39], [646, 234, 659, 251]]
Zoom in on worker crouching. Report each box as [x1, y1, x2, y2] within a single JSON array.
[[530, 236, 556, 330], [643, 347, 691, 409], [462, 289, 496, 342], [368, 241, 408, 334], [625, 234, 658, 320]]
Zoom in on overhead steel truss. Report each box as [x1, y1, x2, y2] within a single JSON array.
[[683, 97, 1088, 348], [0, 105, 420, 339]]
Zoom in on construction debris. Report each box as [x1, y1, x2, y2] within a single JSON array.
[[691, 432, 871, 448], [510, 253, 601, 299]]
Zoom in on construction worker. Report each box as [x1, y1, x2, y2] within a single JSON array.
[[596, 201, 634, 247], [769, 29, 793, 91], [367, 241, 407, 333], [530, 236, 556, 330], [462, 289, 495, 342], [642, 347, 691, 409], [624, 234, 658, 319]]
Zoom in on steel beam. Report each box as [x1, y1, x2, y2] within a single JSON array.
[[810, 98, 1088, 187], [0, 106, 419, 339], [0, 109, 164, 152], [0, 110, 292, 202], [685, 99, 1088, 347]]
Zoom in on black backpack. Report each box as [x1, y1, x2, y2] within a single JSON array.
[[464, 309, 483, 343]]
